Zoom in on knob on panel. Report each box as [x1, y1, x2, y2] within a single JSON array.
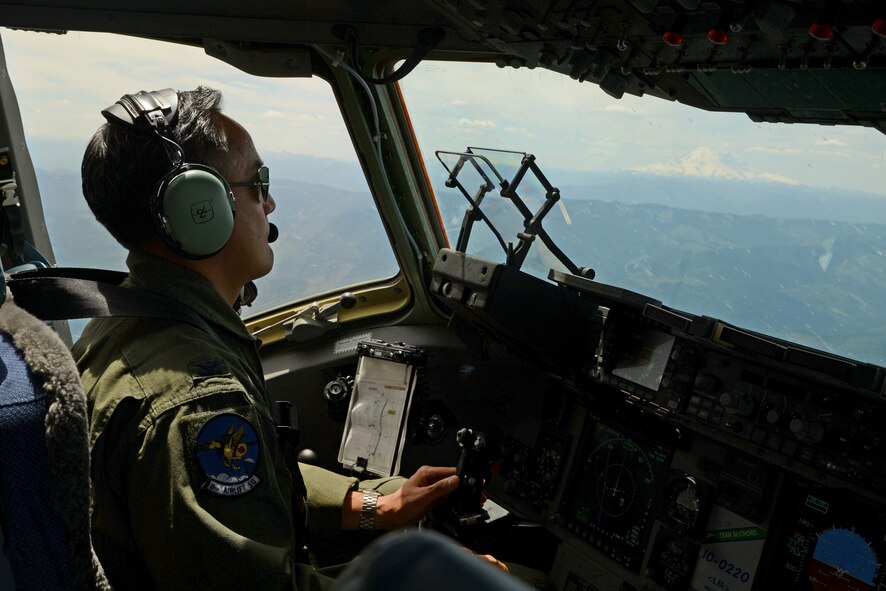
[[719, 392, 754, 417], [763, 404, 781, 425], [694, 373, 720, 394], [789, 414, 825, 444]]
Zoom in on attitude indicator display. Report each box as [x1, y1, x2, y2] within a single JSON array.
[[772, 483, 885, 590], [564, 422, 670, 570]]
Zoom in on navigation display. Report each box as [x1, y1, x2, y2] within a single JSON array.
[[611, 328, 675, 391], [564, 421, 671, 570], [770, 483, 886, 590]]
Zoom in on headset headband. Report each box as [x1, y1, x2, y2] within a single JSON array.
[[102, 88, 178, 130], [102, 89, 183, 164]]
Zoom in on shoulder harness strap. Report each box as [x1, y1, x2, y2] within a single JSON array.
[[6, 267, 223, 344]]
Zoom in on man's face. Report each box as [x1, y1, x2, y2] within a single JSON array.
[[215, 115, 276, 283]]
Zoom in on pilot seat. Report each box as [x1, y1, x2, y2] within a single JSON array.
[[0, 286, 111, 590]]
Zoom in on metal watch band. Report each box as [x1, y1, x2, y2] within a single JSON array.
[[359, 489, 380, 531]]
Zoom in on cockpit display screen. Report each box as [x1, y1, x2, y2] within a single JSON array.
[[611, 328, 675, 391], [770, 482, 886, 590], [564, 421, 671, 570]]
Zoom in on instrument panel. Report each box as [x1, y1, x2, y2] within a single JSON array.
[[593, 301, 886, 501], [264, 249, 886, 589], [429, 249, 886, 590]]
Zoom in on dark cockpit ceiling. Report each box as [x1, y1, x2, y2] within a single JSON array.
[[1, 0, 884, 131]]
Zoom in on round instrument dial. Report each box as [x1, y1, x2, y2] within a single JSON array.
[[662, 475, 704, 535]]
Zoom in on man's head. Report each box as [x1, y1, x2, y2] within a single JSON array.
[[82, 87, 229, 251], [82, 87, 276, 298]]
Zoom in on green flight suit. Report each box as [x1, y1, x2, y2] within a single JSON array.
[[72, 251, 398, 590]]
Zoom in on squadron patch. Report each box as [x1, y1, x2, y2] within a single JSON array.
[[197, 413, 261, 496]]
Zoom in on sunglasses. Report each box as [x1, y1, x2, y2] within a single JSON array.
[[229, 165, 270, 202]]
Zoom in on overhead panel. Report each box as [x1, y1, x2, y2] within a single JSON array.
[[420, 0, 886, 129]]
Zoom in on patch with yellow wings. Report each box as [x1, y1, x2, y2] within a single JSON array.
[[197, 413, 261, 496]]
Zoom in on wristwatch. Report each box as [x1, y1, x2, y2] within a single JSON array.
[[359, 489, 380, 530]]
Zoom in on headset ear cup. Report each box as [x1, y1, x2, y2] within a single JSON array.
[[154, 165, 235, 259]]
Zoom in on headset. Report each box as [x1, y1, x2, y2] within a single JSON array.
[[101, 88, 235, 259]]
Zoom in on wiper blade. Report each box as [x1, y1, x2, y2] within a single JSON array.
[[436, 147, 594, 280]]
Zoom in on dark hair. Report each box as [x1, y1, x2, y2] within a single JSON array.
[[81, 86, 228, 250]]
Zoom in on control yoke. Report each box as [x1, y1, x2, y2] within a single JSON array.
[[430, 427, 500, 536]]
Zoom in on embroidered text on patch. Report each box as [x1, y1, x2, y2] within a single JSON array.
[[197, 413, 261, 496]]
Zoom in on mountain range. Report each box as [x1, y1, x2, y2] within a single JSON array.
[[32, 148, 886, 366]]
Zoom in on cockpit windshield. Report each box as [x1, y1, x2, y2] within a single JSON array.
[[1, 29, 399, 328], [400, 61, 886, 366], [4, 27, 886, 365]]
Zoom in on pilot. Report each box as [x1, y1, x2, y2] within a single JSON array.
[[72, 86, 502, 589]]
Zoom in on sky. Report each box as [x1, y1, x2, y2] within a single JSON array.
[[1, 27, 884, 198], [399, 63, 886, 196], [0, 30, 349, 163]]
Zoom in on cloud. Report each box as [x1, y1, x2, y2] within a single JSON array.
[[458, 118, 497, 129], [450, 100, 468, 107], [603, 105, 634, 113], [292, 113, 324, 122], [503, 126, 536, 138], [757, 172, 802, 184], [747, 146, 804, 155], [814, 138, 848, 147], [262, 110, 285, 119]]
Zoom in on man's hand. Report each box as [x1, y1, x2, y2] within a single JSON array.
[[341, 465, 461, 530], [372, 465, 459, 530], [474, 552, 510, 574]]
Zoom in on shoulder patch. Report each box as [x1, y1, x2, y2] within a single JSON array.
[[196, 413, 261, 496]]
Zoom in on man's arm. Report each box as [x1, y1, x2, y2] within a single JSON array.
[[117, 392, 333, 590], [340, 466, 459, 530]]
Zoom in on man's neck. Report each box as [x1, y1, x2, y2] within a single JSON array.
[[140, 243, 241, 306]]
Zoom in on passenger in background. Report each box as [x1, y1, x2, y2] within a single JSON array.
[[73, 86, 507, 590]]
